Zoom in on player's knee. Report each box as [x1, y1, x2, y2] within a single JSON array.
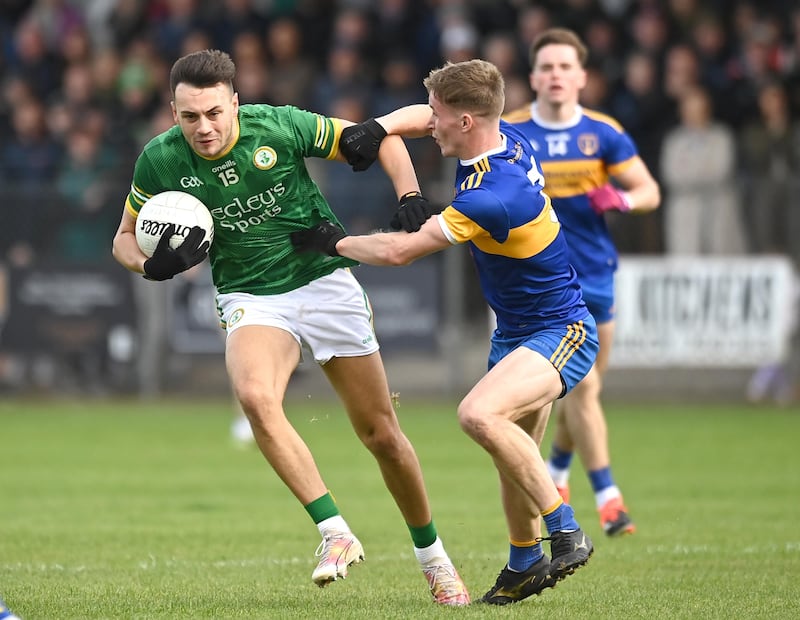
[[457, 400, 493, 444], [235, 379, 282, 422], [357, 419, 406, 460]]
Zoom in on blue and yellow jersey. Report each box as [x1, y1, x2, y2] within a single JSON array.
[[438, 121, 588, 337], [504, 103, 638, 283]]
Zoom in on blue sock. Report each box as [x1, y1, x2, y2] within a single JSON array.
[[549, 444, 573, 470], [588, 467, 614, 493], [508, 540, 544, 572], [542, 502, 580, 534]]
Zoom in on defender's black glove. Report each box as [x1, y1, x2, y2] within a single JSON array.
[[389, 191, 438, 233], [290, 221, 347, 256], [143, 224, 209, 281], [340, 118, 387, 171]]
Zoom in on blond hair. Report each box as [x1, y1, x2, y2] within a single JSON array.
[[423, 59, 505, 118]]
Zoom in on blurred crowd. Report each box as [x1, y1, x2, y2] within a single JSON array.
[[2, 0, 800, 260], [1, 0, 799, 396]]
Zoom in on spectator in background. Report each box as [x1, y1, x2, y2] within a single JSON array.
[[51, 125, 121, 262], [515, 4, 552, 61], [310, 41, 373, 115], [738, 80, 800, 259], [437, 6, 479, 63], [482, 31, 525, 81], [104, 0, 149, 53], [207, 0, 268, 53], [609, 49, 670, 252], [662, 42, 701, 109], [6, 18, 63, 99], [689, 12, 735, 122], [0, 98, 59, 266], [740, 82, 800, 406], [264, 17, 316, 108], [149, 0, 209, 62], [660, 86, 746, 254], [626, 6, 671, 69]]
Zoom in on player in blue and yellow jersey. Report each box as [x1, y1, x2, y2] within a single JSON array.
[[293, 59, 599, 605], [111, 49, 469, 606], [505, 28, 661, 536]]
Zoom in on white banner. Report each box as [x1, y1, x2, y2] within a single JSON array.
[[611, 256, 797, 368]]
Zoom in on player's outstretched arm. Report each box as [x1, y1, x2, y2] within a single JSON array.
[[376, 104, 434, 139], [292, 215, 449, 266], [338, 105, 433, 172]]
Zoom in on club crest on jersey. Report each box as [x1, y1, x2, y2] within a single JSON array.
[[253, 146, 277, 170], [228, 308, 245, 327], [578, 133, 599, 156]]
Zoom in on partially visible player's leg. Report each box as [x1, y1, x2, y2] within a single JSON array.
[[221, 300, 361, 587], [480, 408, 555, 605], [324, 352, 469, 605], [458, 334, 595, 596], [301, 269, 468, 605], [551, 320, 635, 536]]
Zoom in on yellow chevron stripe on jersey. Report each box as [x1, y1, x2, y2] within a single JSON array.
[[540, 159, 608, 197], [460, 171, 486, 191], [474, 157, 490, 173], [442, 196, 560, 258], [550, 321, 587, 370]]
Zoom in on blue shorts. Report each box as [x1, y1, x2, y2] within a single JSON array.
[[579, 277, 615, 324], [488, 313, 599, 397]]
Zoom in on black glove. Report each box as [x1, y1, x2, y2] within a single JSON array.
[[389, 191, 437, 233], [143, 224, 210, 281], [290, 221, 347, 256], [340, 118, 387, 171]]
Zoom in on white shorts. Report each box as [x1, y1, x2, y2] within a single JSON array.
[[216, 268, 379, 364]]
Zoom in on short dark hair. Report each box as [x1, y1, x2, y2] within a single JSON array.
[[169, 49, 236, 95], [529, 28, 589, 69]]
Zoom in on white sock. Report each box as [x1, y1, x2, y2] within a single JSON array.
[[595, 485, 621, 509], [414, 536, 448, 566], [548, 463, 570, 487], [317, 515, 350, 536]]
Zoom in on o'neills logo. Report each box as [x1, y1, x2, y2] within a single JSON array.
[[253, 146, 277, 170]]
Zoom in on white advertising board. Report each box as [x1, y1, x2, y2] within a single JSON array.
[[611, 256, 797, 368]]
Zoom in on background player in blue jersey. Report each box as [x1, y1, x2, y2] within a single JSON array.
[[505, 28, 661, 536], [293, 59, 599, 606]]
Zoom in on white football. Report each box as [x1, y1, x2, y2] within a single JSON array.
[[135, 191, 214, 258]]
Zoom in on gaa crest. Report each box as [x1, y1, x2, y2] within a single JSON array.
[[578, 133, 599, 156], [253, 146, 277, 170]]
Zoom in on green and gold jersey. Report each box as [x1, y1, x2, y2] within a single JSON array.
[[125, 104, 358, 295]]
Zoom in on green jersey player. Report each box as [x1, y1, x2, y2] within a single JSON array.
[[111, 49, 469, 606]]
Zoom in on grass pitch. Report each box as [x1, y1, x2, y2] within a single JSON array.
[[1, 396, 798, 619]]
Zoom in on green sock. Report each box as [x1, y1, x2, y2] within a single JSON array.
[[408, 520, 438, 549], [304, 492, 339, 524]]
